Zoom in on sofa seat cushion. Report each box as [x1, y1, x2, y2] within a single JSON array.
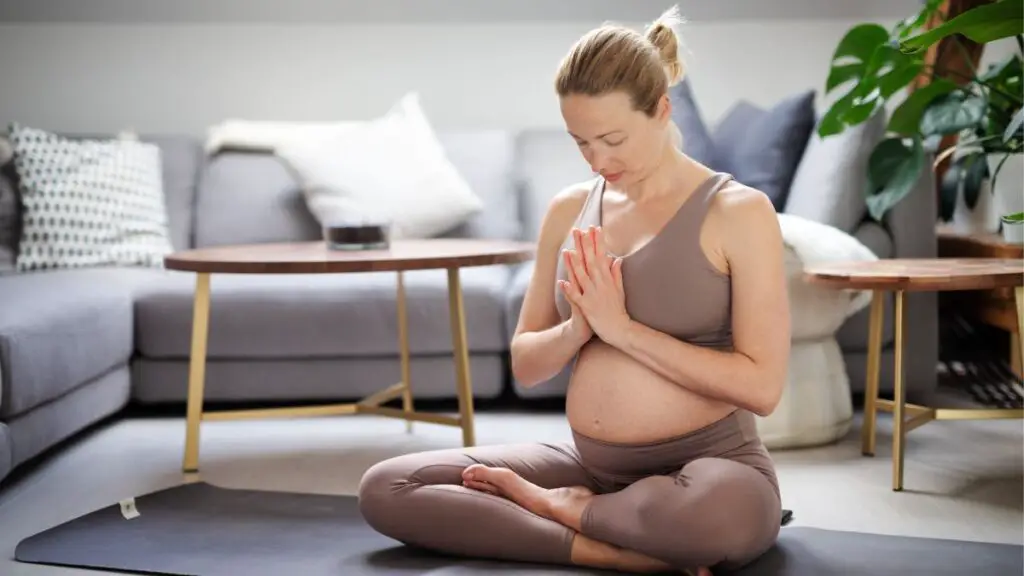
[[0, 267, 155, 417], [135, 265, 514, 359]]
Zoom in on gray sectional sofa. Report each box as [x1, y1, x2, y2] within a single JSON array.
[[0, 86, 939, 485]]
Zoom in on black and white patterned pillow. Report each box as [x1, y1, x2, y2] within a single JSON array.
[[8, 124, 173, 272]]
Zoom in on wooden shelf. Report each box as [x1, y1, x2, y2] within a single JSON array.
[[937, 226, 1023, 377]]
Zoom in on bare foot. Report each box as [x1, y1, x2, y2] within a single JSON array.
[[461, 464, 593, 531], [571, 533, 676, 574]]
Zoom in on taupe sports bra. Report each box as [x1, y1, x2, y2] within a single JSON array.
[[554, 172, 734, 350]]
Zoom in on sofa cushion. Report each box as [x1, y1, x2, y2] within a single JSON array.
[[0, 268, 156, 417], [436, 131, 521, 241], [784, 111, 885, 233], [135, 265, 514, 359], [193, 151, 323, 248], [711, 91, 816, 210], [669, 79, 717, 167], [144, 135, 204, 251]]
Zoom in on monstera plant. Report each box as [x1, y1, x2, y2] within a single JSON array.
[[819, 0, 1023, 223]]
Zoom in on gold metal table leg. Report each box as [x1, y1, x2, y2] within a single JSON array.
[[183, 273, 211, 473], [891, 290, 907, 491], [447, 267, 476, 447], [1016, 286, 1023, 372], [396, 271, 414, 433], [861, 290, 884, 456]]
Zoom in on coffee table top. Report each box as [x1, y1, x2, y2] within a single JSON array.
[[164, 239, 536, 274], [804, 258, 1024, 292]]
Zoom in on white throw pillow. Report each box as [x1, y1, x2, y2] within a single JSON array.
[[275, 93, 484, 240]]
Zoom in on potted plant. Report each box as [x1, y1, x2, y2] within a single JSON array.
[[1002, 211, 1024, 243], [818, 0, 1022, 233]]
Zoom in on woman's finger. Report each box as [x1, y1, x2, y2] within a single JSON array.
[[567, 249, 591, 292], [563, 249, 584, 292], [592, 226, 611, 273], [572, 228, 590, 277]]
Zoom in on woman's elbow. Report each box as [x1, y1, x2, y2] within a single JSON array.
[[752, 368, 787, 417], [509, 341, 542, 388]]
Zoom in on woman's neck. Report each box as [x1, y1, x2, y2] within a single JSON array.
[[615, 144, 710, 204]]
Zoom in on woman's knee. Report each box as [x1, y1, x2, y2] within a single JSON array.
[[357, 455, 419, 529]]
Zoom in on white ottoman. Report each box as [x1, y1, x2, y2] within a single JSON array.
[[756, 337, 853, 449], [754, 214, 875, 449]]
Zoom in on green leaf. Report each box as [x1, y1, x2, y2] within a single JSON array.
[[824, 24, 890, 97], [832, 24, 891, 63], [919, 91, 987, 136], [826, 64, 865, 92], [818, 90, 857, 137], [899, 0, 1024, 53], [893, 0, 946, 40], [1002, 211, 1024, 223], [865, 137, 927, 221], [888, 78, 958, 135]]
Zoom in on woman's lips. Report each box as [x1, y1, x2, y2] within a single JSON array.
[[603, 172, 623, 183]]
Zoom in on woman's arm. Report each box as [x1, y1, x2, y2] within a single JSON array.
[[510, 183, 593, 388], [605, 189, 791, 416]]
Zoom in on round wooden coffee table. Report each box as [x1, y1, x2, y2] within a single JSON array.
[[805, 257, 1024, 491], [165, 239, 535, 473]]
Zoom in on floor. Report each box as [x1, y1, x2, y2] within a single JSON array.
[[0, 401, 1021, 575]]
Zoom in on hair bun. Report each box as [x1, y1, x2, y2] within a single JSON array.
[[645, 5, 686, 86]]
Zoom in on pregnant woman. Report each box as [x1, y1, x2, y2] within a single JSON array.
[[358, 8, 790, 575]]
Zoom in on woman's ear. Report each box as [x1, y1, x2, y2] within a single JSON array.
[[657, 93, 673, 124]]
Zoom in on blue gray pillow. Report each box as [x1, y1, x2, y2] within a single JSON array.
[[710, 91, 817, 210], [669, 79, 717, 167]]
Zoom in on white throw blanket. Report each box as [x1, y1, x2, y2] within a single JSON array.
[[204, 120, 357, 154], [777, 213, 878, 335]]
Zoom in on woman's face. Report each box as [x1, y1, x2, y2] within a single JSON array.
[[560, 90, 672, 187]]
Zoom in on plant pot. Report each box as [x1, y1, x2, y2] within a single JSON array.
[[1003, 223, 1024, 244], [950, 177, 998, 235], [989, 153, 1024, 220], [949, 154, 1023, 236]]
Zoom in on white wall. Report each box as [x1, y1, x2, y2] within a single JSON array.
[[0, 16, 1016, 138], [0, 19, 886, 136]]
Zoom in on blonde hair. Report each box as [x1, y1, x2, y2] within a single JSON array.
[[555, 6, 686, 117]]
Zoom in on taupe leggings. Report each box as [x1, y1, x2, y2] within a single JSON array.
[[358, 409, 782, 572]]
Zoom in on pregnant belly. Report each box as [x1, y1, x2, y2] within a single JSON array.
[[566, 339, 737, 444]]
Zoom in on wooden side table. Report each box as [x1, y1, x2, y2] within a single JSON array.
[[937, 228, 1024, 376], [164, 239, 535, 473], [805, 258, 1024, 491]]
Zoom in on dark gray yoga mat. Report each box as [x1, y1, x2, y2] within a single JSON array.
[[15, 482, 1024, 575]]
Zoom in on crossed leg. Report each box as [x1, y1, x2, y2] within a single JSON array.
[[467, 456, 781, 574], [358, 442, 675, 573]]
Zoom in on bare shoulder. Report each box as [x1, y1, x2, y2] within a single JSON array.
[[537, 178, 597, 244], [710, 181, 781, 237]]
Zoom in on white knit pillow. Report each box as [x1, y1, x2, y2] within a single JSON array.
[[275, 93, 484, 240]]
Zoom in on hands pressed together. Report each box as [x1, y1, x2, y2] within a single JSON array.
[[560, 226, 632, 347]]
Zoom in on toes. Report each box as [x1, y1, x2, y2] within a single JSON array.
[[462, 479, 499, 495], [467, 466, 515, 488]]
